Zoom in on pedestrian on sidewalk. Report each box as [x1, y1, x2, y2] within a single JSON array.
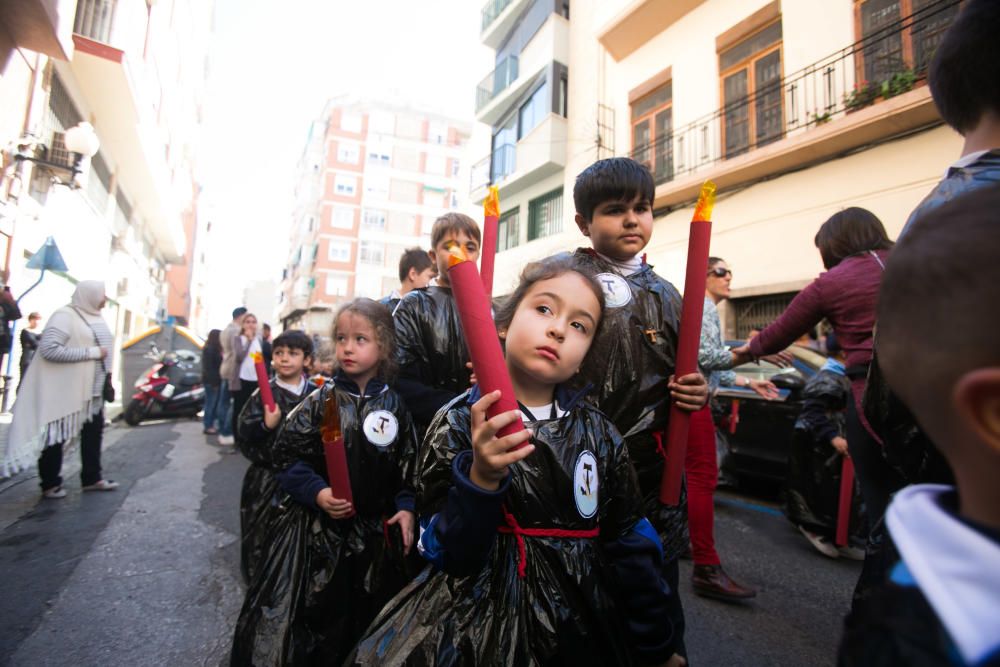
[[18, 312, 42, 391], [201, 329, 223, 434], [2, 280, 118, 496], [217, 307, 246, 446], [230, 313, 260, 446]]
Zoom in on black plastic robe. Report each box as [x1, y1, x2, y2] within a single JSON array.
[[349, 387, 677, 666], [392, 286, 472, 433], [236, 378, 318, 584], [229, 378, 418, 667], [785, 370, 865, 542], [573, 249, 689, 557]]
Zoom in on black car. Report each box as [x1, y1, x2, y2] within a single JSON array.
[[712, 342, 829, 486]]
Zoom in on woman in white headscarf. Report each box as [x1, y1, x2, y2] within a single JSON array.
[[3, 280, 119, 497]]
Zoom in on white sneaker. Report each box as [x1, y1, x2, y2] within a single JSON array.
[[42, 486, 67, 499], [217, 434, 235, 446], [798, 525, 840, 558]]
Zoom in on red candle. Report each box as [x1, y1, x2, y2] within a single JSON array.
[[250, 351, 276, 412], [479, 186, 500, 299], [447, 245, 527, 444], [835, 457, 855, 547], [321, 395, 355, 517], [659, 181, 716, 506]]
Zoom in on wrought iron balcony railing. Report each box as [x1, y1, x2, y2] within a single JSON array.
[[475, 56, 519, 113], [631, 0, 959, 185], [482, 0, 514, 33]]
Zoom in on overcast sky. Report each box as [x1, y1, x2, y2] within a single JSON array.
[[197, 0, 491, 328]]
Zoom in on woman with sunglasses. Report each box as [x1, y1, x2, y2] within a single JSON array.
[[687, 257, 780, 601], [731, 208, 900, 602]]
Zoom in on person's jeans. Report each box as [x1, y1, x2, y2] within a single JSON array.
[[38, 410, 105, 490], [218, 380, 233, 437], [203, 384, 221, 431]]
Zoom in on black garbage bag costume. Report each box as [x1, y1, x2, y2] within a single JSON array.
[[229, 374, 418, 667], [236, 377, 319, 584], [784, 367, 865, 544], [348, 385, 679, 666], [392, 286, 472, 436]]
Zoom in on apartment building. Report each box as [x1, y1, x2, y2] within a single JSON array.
[[483, 0, 962, 334], [0, 0, 212, 391], [279, 97, 472, 335]]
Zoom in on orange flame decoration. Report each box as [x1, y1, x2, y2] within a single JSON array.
[[692, 180, 717, 222], [484, 185, 500, 218], [446, 241, 468, 268], [250, 351, 264, 363]]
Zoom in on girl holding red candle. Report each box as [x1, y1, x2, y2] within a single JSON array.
[[350, 256, 684, 667], [236, 298, 417, 666]]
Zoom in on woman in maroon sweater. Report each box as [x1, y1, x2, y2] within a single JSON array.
[[733, 208, 902, 548]]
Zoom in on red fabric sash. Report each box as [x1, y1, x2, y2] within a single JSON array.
[[498, 506, 600, 579]]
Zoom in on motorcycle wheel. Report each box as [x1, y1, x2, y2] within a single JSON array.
[[124, 400, 146, 426]]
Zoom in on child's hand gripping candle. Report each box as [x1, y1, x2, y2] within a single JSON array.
[[479, 186, 501, 299], [321, 394, 355, 518], [659, 181, 716, 505], [250, 351, 276, 412], [446, 243, 527, 445]]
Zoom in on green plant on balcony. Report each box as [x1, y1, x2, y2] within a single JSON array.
[[811, 110, 833, 125], [882, 69, 918, 99], [843, 80, 879, 112]]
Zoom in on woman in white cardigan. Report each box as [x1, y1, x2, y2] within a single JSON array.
[[3, 281, 118, 497]]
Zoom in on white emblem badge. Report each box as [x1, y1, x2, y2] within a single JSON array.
[[595, 272, 632, 308], [573, 451, 600, 519], [363, 410, 398, 447]]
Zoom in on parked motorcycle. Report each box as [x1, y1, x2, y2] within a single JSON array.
[[123, 344, 205, 426]]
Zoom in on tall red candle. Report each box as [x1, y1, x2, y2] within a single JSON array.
[[835, 457, 855, 547], [321, 394, 355, 517], [250, 351, 276, 412], [659, 181, 716, 506], [447, 246, 527, 444], [479, 186, 500, 299]]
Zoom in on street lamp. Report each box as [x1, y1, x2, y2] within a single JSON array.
[[12, 121, 100, 188]]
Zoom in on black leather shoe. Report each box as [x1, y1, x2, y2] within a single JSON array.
[[692, 564, 757, 601]]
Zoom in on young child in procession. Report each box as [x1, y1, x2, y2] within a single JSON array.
[[235, 329, 318, 584], [392, 212, 480, 435], [230, 299, 418, 667], [350, 255, 685, 667], [569, 158, 708, 658], [840, 186, 1000, 666]]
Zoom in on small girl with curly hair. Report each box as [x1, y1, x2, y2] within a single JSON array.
[[230, 298, 418, 667]]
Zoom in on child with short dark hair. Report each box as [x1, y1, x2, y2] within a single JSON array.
[[231, 299, 418, 666], [571, 157, 708, 657], [840, 185, 1000, 666], [381, 246, 437, 311], [392, 212, 481, 434], [351, 255, 684, 666], [235, 328, 317, 583]]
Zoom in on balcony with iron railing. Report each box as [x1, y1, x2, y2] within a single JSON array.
[[482, 0, 513, 32], [480, 0, 532, 49], [630, 0, 958, 207], [476, 57, 519, 114], [470, 114, 568, 202]]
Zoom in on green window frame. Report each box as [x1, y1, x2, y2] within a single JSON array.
[[497, 208, 520, 252], [528, 189, 564, 241]]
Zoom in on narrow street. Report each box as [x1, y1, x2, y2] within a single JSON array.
[[0, 418, 859, 666]]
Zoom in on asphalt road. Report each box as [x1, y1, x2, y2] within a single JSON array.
[[0, 418, 860, 666]]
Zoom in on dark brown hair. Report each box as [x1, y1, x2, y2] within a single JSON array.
[[431, 212, 481, 249], [494, 254, 606, 350], [398, 246, 435, 282], [573, 157, 654, 222], [331, 298, 398, 380], [707, 256, 726, 269], [814, 207, 893, 269]]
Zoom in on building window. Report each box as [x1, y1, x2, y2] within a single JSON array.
[[631, 81, 673, 185], [425, 153, 446, 175], [450, 158, 460, 177], [559, 74, 568, 117], [518, 82, 549, 139], [370, 111, 395, 135], [855, 0, 960, 85], [359, 241, 384, 265], [528, 189, 563, 241], [497, 208, 520, 252], [328, 240, 351, 262], [491, 115, 517, 183], [335, 174, 357, 196], [337, 141, 360, 163], [326, 273, 350, 296], [331, 206, 354, 229], [362, 208, 387, 230], [367, 147, 391, 166], [719, 19, 784, 158], [428, 121, 448, 145], [365, 174, 390, 200], [340, 112, 363, 133]]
